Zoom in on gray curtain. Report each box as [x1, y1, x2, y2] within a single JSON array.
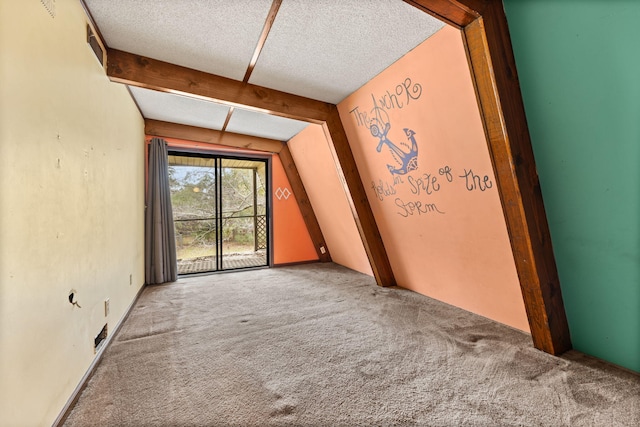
[[145, 137, 177, 284]]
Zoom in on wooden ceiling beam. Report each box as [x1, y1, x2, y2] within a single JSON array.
[[278, 144, 332, 263], [107, 48, 331, 123], [243, 0, 282, 83], [463, 4, 571, 355], [323, 108, 396, 287], [406, 0, 571, 355], [403, 0, 480, 28], [145, 119, 283, 153]]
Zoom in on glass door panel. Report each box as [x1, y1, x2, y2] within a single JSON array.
[[168, 155, 218, 274], [168, 154, 269, 275], [220, 158, 268, 270]]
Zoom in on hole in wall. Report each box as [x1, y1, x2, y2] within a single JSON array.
[[94, 324, 108, 353]]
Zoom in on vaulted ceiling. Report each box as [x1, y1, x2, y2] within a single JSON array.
[[83, 0, 444, 141], [81, 0, 573, 356]]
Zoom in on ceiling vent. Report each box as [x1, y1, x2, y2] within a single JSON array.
[[87, 24, 106, 68]]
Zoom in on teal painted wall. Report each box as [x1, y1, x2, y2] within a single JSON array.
[[503, 1, 640, 372]]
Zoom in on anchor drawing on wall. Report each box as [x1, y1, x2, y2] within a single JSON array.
[[371, 121, 419, 176]]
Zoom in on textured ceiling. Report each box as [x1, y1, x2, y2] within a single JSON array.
[[129, 86, 310, 141], [249, 0, 445, 103], [85, 0, 274, 80], [225, 108, 310, 141], [129, 86, 230, 130], [84, 0, 445, 142]]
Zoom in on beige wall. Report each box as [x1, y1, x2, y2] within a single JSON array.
[[0, 1, 145, 425]]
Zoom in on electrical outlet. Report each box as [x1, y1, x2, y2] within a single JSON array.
[[104, 298, 110, 317], [320, 246, 326, 254]]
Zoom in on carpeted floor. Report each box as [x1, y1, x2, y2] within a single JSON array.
[[63, 263, 640, 426]]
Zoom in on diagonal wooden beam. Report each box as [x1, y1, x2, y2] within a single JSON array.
[[278, 144, 332, 262], [107, 48, 331, 123], [221, 107, 235, 132], [243, 0, 283, 83], [145, 119, 283, 153], [405, 0, 571, 355], [403, 0, 480, 28], [223, 0, 282, 132], [323, 107, 396, 287], [463, 6, 571, 355]]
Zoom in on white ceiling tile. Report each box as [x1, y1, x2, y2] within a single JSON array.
[[129, 86, 230, 130], [249, 0, 445, 103], [85, 0, 446, 140], [225, 108, 310, 141], [85, 0, 273, 80]]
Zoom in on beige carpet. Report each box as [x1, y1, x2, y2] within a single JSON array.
[[63, 263, 640, 426]]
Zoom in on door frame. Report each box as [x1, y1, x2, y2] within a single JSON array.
[[167, 147, 273, 274]]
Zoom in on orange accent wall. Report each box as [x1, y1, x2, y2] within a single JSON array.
[[337, 26, 529, 331], [271, 154, 318, 264], [147, 136, 318, 265], [288, 125, 373, 276]]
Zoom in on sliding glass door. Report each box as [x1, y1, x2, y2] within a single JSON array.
[[219, 158, 268, 270], [168, 153, 269, 275]]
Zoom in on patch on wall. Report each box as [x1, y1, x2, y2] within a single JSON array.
[[40, 0, 56, 17]]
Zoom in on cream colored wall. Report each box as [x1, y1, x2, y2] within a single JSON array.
[[0, 1, 145, 426]]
